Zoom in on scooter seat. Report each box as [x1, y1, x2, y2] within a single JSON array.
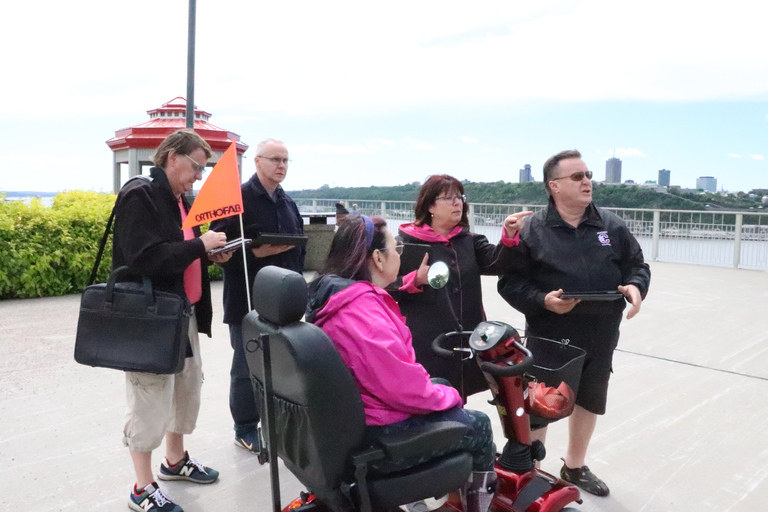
[[243, 266, 475, 512]]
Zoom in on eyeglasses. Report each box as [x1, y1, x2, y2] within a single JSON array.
[[435, 194, 467, 203], [381, 243, 404, 255], [257, 156, 292, 166], [551, 171, 593, 182], [182, 154, 207, 174]]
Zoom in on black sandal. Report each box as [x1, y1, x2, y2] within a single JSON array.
[[560, 460, 610, 497]]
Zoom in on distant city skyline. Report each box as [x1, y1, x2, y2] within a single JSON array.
[[516, 160, 737, 193]]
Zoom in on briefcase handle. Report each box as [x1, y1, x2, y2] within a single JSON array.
[[104, 266, 156, 313]]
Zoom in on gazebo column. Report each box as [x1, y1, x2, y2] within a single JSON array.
[[128, 149, 140, 178], [113, 157, 121, 194]]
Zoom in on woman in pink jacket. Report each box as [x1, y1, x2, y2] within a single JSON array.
[[305, 215, 497, 512]]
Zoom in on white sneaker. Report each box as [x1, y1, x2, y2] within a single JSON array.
[[400, 495, 448, 511]]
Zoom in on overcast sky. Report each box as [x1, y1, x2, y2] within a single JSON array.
[[1, 0, 766, 195]]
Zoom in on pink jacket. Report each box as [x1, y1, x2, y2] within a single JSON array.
[[311, 280, 462, 426]]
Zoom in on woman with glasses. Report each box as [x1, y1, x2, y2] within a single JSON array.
[[396, 175, 532, 400], [305, 215, 499, 511]]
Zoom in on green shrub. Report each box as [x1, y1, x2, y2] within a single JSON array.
[[0, 192, 222, 299]]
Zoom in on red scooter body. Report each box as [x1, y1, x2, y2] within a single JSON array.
[[465, 321, 582, 512], [283, 321, 581, 512], [490, 465, 581, 512]]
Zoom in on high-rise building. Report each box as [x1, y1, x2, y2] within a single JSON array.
[[519, 164, 533, 183], [658, 169, 671, 187], [605, 157, 622, 184], [696, 176, 717, 193]]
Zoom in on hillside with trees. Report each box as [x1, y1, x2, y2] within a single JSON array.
[[288, 181, 767, 211]]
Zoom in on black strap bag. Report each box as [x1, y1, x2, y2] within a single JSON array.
[[75, 266, 190, 374], [74, 176, 190, 374]]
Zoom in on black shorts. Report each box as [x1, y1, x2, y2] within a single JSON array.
[[527, 315, 621, 416]]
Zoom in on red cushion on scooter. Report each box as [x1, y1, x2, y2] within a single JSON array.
[[527, 381, 576, 420]]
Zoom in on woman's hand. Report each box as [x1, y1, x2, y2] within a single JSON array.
[[415, 253, 430, 287], [503, 211, 534, 238]]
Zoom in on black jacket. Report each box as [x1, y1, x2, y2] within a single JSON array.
[[498, 198, 650, 344], [112, 167, 214, 336], [210, 174, 305, 324], [305, 274, 356, 323], [396, 225, 517, 398]]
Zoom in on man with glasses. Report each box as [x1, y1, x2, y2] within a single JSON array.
[[498, 149, 650, 497], [210, 138, 305, 456], [113, 129, 230, 512]]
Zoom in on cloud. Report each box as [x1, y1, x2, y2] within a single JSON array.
[[367, 139, 396, 149], [750, 154, 765, 160], [404, 138, 435, 151], [604, 148, 648, 158], [728, 153, 742, 158], [462, 136, 478, 143], [4, 0, 768, 121], [290, 144, 369, 155], [209, 115, 262, 125]]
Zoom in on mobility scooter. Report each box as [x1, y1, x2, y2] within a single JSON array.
[[242, 264, 585, 512]]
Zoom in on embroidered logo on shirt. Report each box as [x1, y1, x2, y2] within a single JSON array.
[[597, 231, 611, 246]]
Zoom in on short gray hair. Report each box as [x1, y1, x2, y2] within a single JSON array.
[[256, 138, 285, 156]]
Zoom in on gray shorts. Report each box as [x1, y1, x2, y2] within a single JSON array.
[[122, 313, 203, 452]]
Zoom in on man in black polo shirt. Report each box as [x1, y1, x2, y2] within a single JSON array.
[[211, 138, 305, 453]]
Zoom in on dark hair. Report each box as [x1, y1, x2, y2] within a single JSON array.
[[322, 215, 388, 282], [543, 149, 582, 194], [152, 129, 212, 168], [413, 174, 469, 227], [335, 202, 349, 215]]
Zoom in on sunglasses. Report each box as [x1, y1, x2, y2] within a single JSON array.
[[551, 170, 593, 182]]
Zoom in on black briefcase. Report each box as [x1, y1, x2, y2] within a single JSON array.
[[74, 266, 190, 374]]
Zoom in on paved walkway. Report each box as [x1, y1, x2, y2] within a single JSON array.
[[1, 262, 767, 511]]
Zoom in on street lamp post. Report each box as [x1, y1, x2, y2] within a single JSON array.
[[185, 0, 196, 129]]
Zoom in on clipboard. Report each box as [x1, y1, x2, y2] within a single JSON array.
[[252, 233, 309, 247], [560, 291, 624, 301], [209, 237, 252, 256]]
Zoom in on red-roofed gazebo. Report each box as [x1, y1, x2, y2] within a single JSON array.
[[106, 97, 249, 193]]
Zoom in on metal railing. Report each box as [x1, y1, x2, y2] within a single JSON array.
[[294, 199, 768, 270]]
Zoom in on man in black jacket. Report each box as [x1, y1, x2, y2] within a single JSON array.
[[498, 149, 650, 497], [113, 129, 231, 512], [210, 138, 305, 454]]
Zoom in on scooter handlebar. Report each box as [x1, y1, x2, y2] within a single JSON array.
[[477, 340, 534, 377], [432, 331, 473, 359]]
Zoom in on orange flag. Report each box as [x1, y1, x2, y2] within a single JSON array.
[[182, 140, 243, 230]]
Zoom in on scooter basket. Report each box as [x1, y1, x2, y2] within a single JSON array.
[[524, 336, 586, 427]]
